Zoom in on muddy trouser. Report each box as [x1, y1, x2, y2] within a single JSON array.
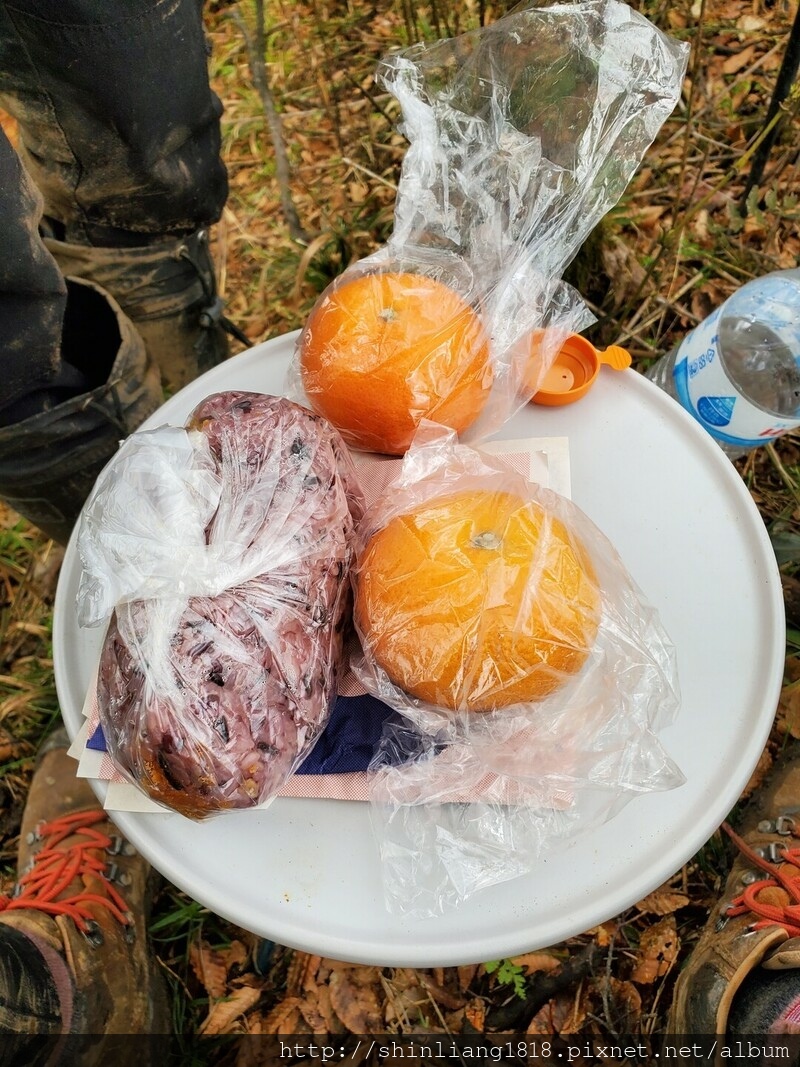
[[0, 0, 229, 543]]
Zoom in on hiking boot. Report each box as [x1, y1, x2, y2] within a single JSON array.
[[668, 751, 800, 1034], [44, 228, 235, 393], [0, 728, 170, 1044]]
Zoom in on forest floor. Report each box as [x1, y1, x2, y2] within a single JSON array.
[[2, 0, 800, 1059]]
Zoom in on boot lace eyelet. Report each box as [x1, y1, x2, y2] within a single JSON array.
[[741, 869, 767, 885], [25, 823, 43, 845], [106, 834, 136, 857], [83, 920, 104, 947], [105, 862, 132, 888]]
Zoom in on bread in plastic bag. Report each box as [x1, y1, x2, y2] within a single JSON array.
[[287, 0, 689, 453], [76, 392, 364, 819], [350, 426, 683, 916]]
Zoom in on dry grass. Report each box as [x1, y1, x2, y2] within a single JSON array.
[[1, 0, 800, 1052]]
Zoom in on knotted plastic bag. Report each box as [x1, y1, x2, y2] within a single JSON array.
[[287, 0, 689, 452], [76, 392, 364, 819], [350, 427, 683, 916]]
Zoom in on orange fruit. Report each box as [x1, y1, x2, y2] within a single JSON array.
[[299, 271, 493, 454], [354, 489, 601, 712]]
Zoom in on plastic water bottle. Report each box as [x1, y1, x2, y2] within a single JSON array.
[[646, 268, 800, 458]]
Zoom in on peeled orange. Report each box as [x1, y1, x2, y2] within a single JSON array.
[[354, 489, 601, 712], [299, 271, 493, 455]]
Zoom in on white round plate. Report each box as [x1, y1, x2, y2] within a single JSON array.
[[53, 332, 784, 967]]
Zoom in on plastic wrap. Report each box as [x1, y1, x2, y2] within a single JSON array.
[[76, 392, 364, 819], [287, 0, 688, 454], [351, 427, 682, 916]]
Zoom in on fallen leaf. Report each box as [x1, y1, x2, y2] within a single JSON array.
[[600, 237, 648, 310], [691, 208, 710, 244], [526, 988, 588, 1035], [743, 215, 767, 238], [609, 978, 643, 1030], [633, 166, 654, 191], [630, 916, 679, 984], [636, 887, 691, 916], [0, 727, 26, 765], [779, 245, 800, 270], [224, 940, 250, 973], [329, 968, 384, 1032], [421, 973, 465, 1011], [591, 921, 618, 948], [635, 204, 668, 230], [260, 995, 304, 1036], [445, 1006, 466, 1033], [383, 969, 428, 1029], [722, 44, 757, 74], [457, 964, 480, 992], [243, 1011, 265, 1035], [190, 940, 230, 1001], [235, 1021, 273, 1067], [199, 986, 262, 1035], [728, 80, 752, 112], [286, 952, 321, 996], [779, 672, 800, 738], [509, 951, 562, 975], [725, 121, 747, 146], [465, 998, 486, 1032], [348, 181, 368, 204], [690, 286, 714, 323], [736, 14, 766, 31]]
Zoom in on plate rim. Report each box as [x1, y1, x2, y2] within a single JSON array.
[[52, 332, 786, 966]]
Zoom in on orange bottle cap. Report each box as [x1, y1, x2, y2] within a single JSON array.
[[532, 334, 632, 406]]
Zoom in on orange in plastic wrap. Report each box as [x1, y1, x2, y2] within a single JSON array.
[[354, 489, 601, 712], [299, 271, 493, 455]]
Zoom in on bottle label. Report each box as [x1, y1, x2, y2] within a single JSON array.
[[672, 307, 800, 447]]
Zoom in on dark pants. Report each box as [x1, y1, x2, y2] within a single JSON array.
[[0, 0, 228, 423], [0, 7, 227, 1046]]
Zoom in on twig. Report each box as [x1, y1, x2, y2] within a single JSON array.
[[767, 443, 800, 506], [484, 942, 600, 1030], [600, 931, 619, 1038], [231, 1, 310, 244], [673, 0, 707, 222], [614, 270, 706, 349], [341, 155, 397, 190], [740, 2, 800, 210]]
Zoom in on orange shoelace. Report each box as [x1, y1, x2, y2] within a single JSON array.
[[0, 810, 131, 933], [723, 820, 800, 936]]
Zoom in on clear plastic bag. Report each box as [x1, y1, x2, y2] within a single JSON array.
[[350, 427, 683, 916], [76, 392, 364, 819], [286, 0, 688, 453]]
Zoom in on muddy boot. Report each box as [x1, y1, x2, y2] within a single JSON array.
[[0, 729, 170, 1062], [668, 751, 800, 1035], [44, 229, 236, 394], [0, 276, 162, 545]]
